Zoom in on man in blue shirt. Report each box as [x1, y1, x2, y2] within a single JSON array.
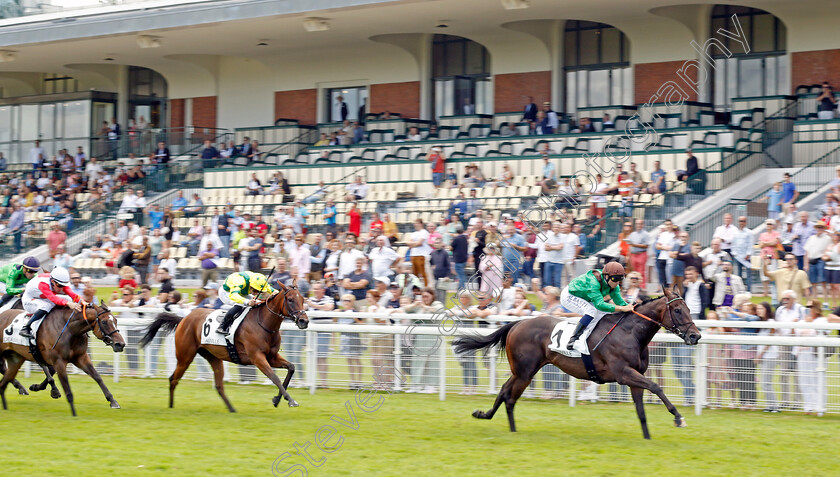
[[766, 182, 784, 220], [171, 190, 188, 214], [782, 172, 798, 204], [8, 204, 25, 252], [500, 225, 527, 284], [647, 160, 667, 193], [148, 204, 164, 229], [323, 199, 337, 233]]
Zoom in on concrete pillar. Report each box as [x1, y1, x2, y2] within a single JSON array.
[[419, 33, 433, 120], [116, 65, 129, 129], [551, 20, 565, 111]]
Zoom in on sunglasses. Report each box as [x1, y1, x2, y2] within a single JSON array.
[[608, 275, 625, 282]]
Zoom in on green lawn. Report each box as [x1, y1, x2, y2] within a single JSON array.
[[1, 377, 836, 476]]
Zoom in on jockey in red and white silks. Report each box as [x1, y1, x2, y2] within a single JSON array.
[[20, 267, 82, 338]]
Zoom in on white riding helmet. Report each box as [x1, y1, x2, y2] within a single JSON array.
[[50, 267, 71, 287]]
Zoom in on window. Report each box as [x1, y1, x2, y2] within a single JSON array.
[[432, 35, 491, 118], [708, 5, 787, 107], [327, 87, 367, 122], [563, 21, 631, 113], [42, 74, 77, 95]]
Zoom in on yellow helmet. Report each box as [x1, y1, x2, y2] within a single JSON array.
[[249, 273, 271, 294]]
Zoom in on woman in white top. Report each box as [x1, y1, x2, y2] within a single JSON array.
[[754, 302, 779, 412], [822, 231, 840, 308], [323, 240, 341, 276], [588, 173, 609, 219], [795, 300, 828, 414]]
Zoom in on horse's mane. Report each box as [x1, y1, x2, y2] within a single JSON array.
[[636, 295, 661, 306]]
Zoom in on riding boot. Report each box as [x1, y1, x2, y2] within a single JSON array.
[[217, 305, 243, 336], [0, 294, 14, 308], [20, 309, 48, 338], [566, 314, 594, 350]]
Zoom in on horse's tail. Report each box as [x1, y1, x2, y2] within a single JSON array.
[[452, 321, 519, 355], [139, 312, 183, 348]]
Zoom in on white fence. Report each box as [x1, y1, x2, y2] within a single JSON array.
[[49, 308, 840, 417]]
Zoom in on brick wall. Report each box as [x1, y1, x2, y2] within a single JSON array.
[[791, 49, 840, 92], [191, 96, 217, 129], [634, 60, 697, 105], [370, 81, 420, 119], [274, 89, 317, 125], [169, 98, 185, 129], [494, 71, 551, 112]]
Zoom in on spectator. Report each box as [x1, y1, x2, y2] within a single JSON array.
[[626, 219, 650, 287], [184, 194, 204, 217], [337, 294, 364, 388], [368, 235, 399, 280], [153, 142, 170, 165], [429, 237, 451, 302], [47, 222, 67, 257], [239, 137, 253, 157], [669, 232, 693, 294], [30, 140, 45, 175], [752, 302, 779, 412], [323, 199, 337, 233], [346, 202, 361, 237], [676, 149, 699, 181], [646, 160, 666, 194], [53, 245, 73, 269], [406, 127, 422, 141], [479, 243, 503, 296], [775, 289, 806, 409], [537, 154, 557, 194], [198, 242, 219, 286], [463, 97, 475, 115], [403, 287, 443, 394], [523, 96, 537, 122], [407, 219, 431, 286], [302, 181, 327, 204], [247, 140, 262, 163], [792, 211, 815, 270], [394, 262, 422, 297], [711, 261, 745, 308], [654, 220, 675, 289], [337, 237, 365, 281], [289, 234, 311, 280], [796, 300, 828, 414], [118, 266, 138, 289], [720, 300, 761, 409], [730, 216, 754, 290], [246, 173, 262, 196], [200, 140, 218, 164], [133, 236, 152, 284], [344, 175, 369, 201], [763, 182, 785, 220], [816, 81, 836, 120], [353, 122, 365, 144], [823, 231, 840, 307], [240, 227, 263, 272], [499, 122, 517, 137], [428, 147, 445, 190], [269, 172, 291, 197], [804, 220, 832, 302], [542, 102, 559, 131], [306, 282, 335, 388], [171, 191, 188, 215], [782, 172, 798, 205]]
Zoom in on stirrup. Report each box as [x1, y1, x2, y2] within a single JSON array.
[[19, 327, 33, 338], [216, 327, 230, 336], [566, 338, 578, 350]]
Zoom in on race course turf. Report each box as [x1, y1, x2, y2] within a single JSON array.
[[2, 377, 836, 476]]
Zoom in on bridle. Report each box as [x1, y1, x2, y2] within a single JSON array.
[[81, 304, 121, 345], [260, 285, 306, 330], [631, 295, 694, 340]]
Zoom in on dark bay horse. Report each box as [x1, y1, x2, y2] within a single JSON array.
[[0, 303, 125, 416], [139, 282, 309, 412], [453, 288, 702, 439]]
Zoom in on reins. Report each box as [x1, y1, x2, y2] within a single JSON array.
[[591, 296, 686, 353]]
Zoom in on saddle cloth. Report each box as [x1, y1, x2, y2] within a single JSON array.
[[2, 311, 44, 347], [547, 320, 595, 357], [199, 308, 249, 347], [0, 296, 20, 314]]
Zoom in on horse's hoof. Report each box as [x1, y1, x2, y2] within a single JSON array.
[[18, 388, 28, 396], [28, 384, 39, 392], [472, 410, 484, 419], [110, 401, 121, 409], [50, 389, 61, 399], [272, 395, 281, 407], [675, 417, 687, 428], [288, 400, 299, 408]]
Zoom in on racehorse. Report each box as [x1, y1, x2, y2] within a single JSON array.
[[139, 282, 309, 412], [452, 288, 701, 439], [0, 302, 125, 416]]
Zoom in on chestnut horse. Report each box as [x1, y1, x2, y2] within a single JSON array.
[[452, 288, 702, 439], [0, 302, 125, 416], [139, 282, 309, 412]]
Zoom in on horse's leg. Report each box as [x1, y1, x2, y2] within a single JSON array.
[[31, 365, 60, 399], [252, 353, 297, 408], [618, 367, 686, 430], [53, 360, 76, 417], [267, 353, 295, 406], [630, 386, 650, 440], [197, 349, 235, 413], [74, 353, 120, 409], [0, 357, 28, 395], [169, 339, 198, 409], [473, 376, 512, 422], [0, 356, 25, 410]]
